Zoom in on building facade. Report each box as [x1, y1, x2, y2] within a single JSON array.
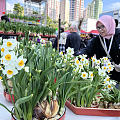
[[0, 0, 6, 20], [60, 0, 70, 23], [69, 0, 84, 23], [84, 0, 103, 19], [47, 0, 60, 21], [46, 0, 84, 23]]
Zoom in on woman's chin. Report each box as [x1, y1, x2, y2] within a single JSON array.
[[100, 34, 106, 37]]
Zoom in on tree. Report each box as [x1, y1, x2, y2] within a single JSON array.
[[13, 3, 24, 16], [33, 11, 38, 14]]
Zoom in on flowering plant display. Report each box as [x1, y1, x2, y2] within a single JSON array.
[[0, 38, 27, 94], [58, 47, 120, 108], [69, 52, 120, 108], [0, 35, 77, 120]]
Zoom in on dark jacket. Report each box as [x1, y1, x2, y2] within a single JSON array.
[[80, 28, 120, 82], [65, 32, 81, 55]]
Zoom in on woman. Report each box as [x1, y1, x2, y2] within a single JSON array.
[[80, 15, 120, 83]]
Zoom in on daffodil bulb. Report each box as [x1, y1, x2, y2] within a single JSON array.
[[59, 107, 65, 116]]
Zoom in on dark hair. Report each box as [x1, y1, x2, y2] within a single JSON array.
[[60, 27, 64, 33], [89, 33, 93, 38], [115, 19, 118, 27], [1, 15, 10, 22]]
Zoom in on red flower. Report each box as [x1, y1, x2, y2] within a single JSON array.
[[37, 20, 40, 22], [2, 12, 5, 14], [54, 77, 56, 83]]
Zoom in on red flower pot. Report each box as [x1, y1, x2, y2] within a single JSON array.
[[65, 100, 120, 117], [0, 31, 4, 34], [4, 90, 15, 103]]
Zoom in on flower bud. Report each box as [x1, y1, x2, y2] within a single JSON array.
[[24, 67, 29, 72]]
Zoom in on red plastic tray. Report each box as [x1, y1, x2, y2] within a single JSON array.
[[65, 100, 120, 117]]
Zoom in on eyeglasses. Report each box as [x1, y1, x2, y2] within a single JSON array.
[[96, 25, 105, 30]]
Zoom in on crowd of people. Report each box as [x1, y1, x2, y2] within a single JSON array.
[[52, 15, 120, 87]]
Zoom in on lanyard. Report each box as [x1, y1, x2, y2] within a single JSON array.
[[99, 35, 114, 59], [103, 36, 113, 54]]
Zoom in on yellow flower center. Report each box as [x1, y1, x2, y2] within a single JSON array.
[[5, 54, 11, 61], [81, 58, 84, 61], [90, 73, 93, 77], [2, 59, 3, 63], [60, 52, 63, 55], [97, 61, 100, 64], [7, 70, 13, 75], [104, 58, 108, 61], [108, 85, 111, 88], [106, 78, 110, 81], [1, 48, 4, 52], [83, 74, 86, 77], [76, 60, 79, 64], [69, 50, 71, 53], [93, 59, 95, 62], [7, 42, 12, 47], [0, 76, 2, 79], [109, 67, 111, 70], [103, 67, 106, 70], [18, 60, 24, 66]]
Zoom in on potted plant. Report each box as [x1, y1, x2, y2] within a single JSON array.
[[65, 54, 120, 116], [0, 35, 77, 119]]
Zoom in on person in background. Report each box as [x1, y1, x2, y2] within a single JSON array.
[[115, 19, 118, 28], [80, 15, 120, 84], [77, 18, 83, 35], [59, 31, 68, 54], [0, 15, 12, 39], [53, 27, 64, 50], [1, 15, 10, 22], [114, 19, 120, 36], [87, 33, 94, 46], [65, 24, 81, 56]]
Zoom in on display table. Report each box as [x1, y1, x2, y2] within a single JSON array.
[[0, 81, 120, 120]]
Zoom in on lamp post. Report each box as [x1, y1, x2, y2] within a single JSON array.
[[57, 1, 61, 51]]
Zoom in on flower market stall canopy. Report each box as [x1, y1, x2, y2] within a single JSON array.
[[65, 30, 70, 33], [88, 30, 99, 35], [80, 30, 87, 34]]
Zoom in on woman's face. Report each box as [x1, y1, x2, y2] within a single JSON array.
[[96, 22, 107, 37]]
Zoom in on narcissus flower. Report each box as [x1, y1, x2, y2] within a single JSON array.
[[2, 51, 17, 65], [3, 65, 18, 78], [15, 56, 27, 70], [66, 47, 74, 55], [3, 39, 17, 50], [75, 58, 80, 66], [81, 72, 88, 79]]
